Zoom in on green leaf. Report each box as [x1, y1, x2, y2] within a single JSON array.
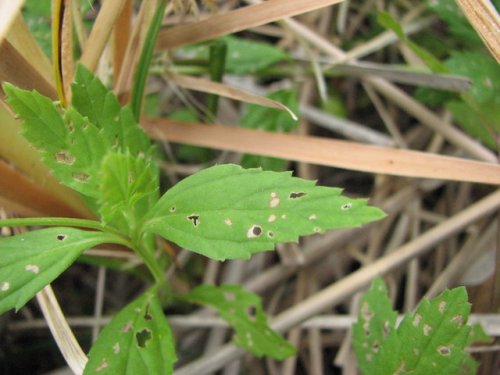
[[373, 287, 474, 375], [426, 0, 482, 47], [3, 83, 110, 199], [446, 51, 500, 105], [241, 89, 299, 171], [71, 65, 153, 157], [0, 228, 123, 314], [99, 152, 159, 234], [144, 164, 385, 260], [84, 289, 176, 375], [183, 36, 289, 75], [377, 11, 447, 73], [352, 277, 398, 375], [447, 101, 498, 150], [185, 284, 296, 360]]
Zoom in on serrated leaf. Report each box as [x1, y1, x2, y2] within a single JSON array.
[[144, 164, 385, 260], [3, 83, 68, 153], [99, 152, 159, 233], [240, 89, 299, 171], [352, 277, 398, 375], [0, 228, 122, 314], [373, 287, 473, 375], [84, 289, 176, 375], [185, 284, 296, 360], [3, 83, 111, 199], [71, 65, 153, 157]]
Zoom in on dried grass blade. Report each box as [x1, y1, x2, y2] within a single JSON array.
[[168, 73, 298, 120], [79, 0, 128, 71], [0, 40, 56, 99], [456, 0, 500, 63], [0, 0, 25, 44], [36, 285, 88, 375], [143, 119, 500, 185], [7, 15, 54, 87], [157, 0, 344, 50], [0, 160, 90, 218]]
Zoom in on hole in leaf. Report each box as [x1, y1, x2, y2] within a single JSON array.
[[55, 150, 75, 165], [143, 304, 153, 321], [372, 340, 380, 353], [341, 203, 352, 210], [247, 225, 263, 238], [136, 329, 152, 348], [72, 172, 90, 182], [363, 322, 370, 336], [437, 345, 452, 356], [267, 231, 274, 238], [169, 206, 176, 213], [246, 306, 256, 321], [56, 234, 67, 241], [67, 122, 74, 132], [1, 282, 10, 291], [289, 192, 306, 199], [187, 214, 200, 227]]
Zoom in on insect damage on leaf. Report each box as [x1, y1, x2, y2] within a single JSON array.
[[144, 164, 385, 261]]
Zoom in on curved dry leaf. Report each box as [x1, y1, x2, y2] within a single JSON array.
[[168, 73, 297, 120]]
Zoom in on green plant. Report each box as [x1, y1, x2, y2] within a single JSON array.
[[0, 65, 384, 373], [352, 278, 490, 375]]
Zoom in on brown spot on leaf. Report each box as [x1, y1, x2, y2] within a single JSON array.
[[437, 345, 452, 356], [55, 150, 75, 165], [72, 172, 90, 182]]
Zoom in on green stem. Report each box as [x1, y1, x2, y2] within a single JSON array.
[[0, 217, 133, 248], [0, 217, 125, 238]]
